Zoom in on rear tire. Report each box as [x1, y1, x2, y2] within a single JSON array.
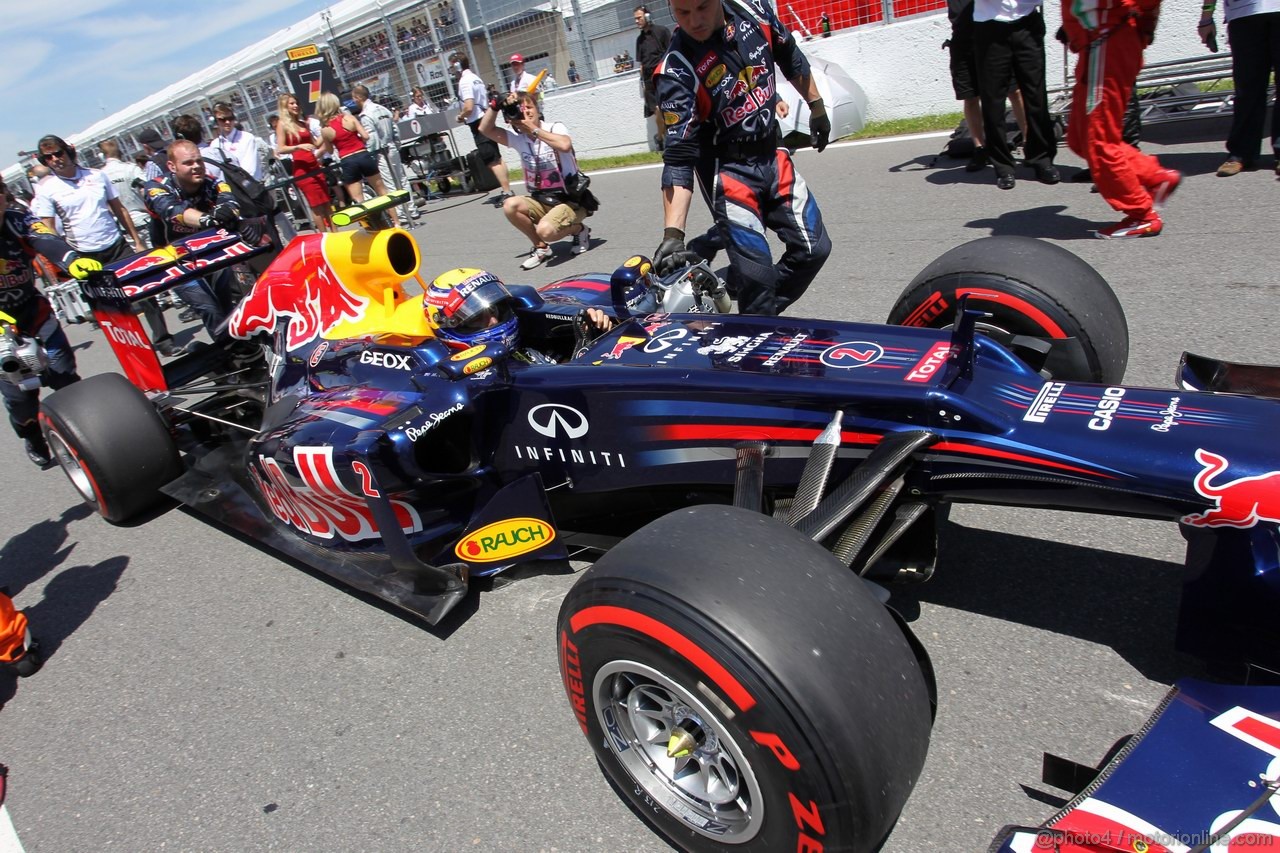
[[887, 236, 1128, 384], [557, 505, 932, 852], [40, 373, 182, 523]]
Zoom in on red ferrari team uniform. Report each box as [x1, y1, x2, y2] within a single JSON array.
[[1062, 0, 1169, 223]]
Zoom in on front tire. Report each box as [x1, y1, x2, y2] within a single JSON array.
[[39, 372, 182, 523], [557, 505, 932, 852], [888, 236, 1129, 384]]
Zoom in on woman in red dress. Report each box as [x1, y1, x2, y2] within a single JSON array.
[[275, 93, 333, 232], [315, 92, 401, 229]]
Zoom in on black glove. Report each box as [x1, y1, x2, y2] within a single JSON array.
[[212, 203, 239, 227], [808, 98, 831, 153], [197, 213, 218, 229], [653, 227, 701, 276]]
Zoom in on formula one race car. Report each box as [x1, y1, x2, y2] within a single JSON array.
[[990, 678, 1280, 853], [36, 209, 1280, 853]]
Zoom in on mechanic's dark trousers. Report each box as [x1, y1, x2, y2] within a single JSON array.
[[176, 270, 234, 340], [687, 226, 743, 296], [1226, 12, 1280, 163], [710, 149, 830, 316], [973, 10, 1057, 175], [1067, 24, 1165, 218], [1, 313, 79, 443]]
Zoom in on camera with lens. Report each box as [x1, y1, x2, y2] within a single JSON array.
[[0, 327, 48, 392], [500, 94, 524, 123]]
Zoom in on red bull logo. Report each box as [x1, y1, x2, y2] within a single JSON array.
[[1183, 448, 1280, 528], [605, 336, 645, 360], [182, 231, 236, 253], [250, 446, 422, 541], [229, 240, 367, 351], [112, 248, 174, 279], [122, 239, 254, 298], [719, 73, 775, 127]]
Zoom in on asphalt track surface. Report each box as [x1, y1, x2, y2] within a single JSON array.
[[2, 120, 1277, 852]]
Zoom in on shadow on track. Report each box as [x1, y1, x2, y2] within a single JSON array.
[[0, 504, 126, 705], [889, 520, 1205, 685], [965, 204, 1105, 239]]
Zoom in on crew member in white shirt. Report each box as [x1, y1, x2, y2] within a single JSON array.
[[205, 101, 266, 181], [35, 135, 181, 356], [407, 86, 438, 116], [971, 0, 1059, 190], [352, 85, 421, 220], [453, 53, 514, 201], [508, 54, 538, 93]]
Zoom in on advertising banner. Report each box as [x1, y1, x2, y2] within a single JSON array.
[[283, 44, 339, 113], [412, 57, 448, 88]]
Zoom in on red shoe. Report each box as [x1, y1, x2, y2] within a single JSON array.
[[1150, 169, 1182, 210], [1095, 213, 1163, 239]]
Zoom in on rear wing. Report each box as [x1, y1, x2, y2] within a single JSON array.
[[103, 228, 270, 302], [80, 229, 271, 394]]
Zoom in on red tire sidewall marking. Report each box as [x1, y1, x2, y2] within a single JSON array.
[[561, 602, 835, 852]]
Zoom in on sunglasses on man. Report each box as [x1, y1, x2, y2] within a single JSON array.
[[37, 148, 69, 164]]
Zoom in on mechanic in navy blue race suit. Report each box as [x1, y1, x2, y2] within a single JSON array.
[[142, 140, 243, 339], [652, 0, 832, 317], [0, 178, 100, 467]]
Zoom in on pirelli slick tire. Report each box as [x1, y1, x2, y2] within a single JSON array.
[[888, 235, 1129, 384], [40, 373, 182, 524], [557, 505, 931, 852]]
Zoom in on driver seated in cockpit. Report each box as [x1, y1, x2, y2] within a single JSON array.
[[423, 268, 614, 365]]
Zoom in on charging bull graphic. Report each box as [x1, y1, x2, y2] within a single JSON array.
[[1183, 448, 1280, 529], [996, 687, 1280, 853], [229, 235, 368, 351]]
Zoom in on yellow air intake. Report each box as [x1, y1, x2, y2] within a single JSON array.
[[319, 228, 434, 341]]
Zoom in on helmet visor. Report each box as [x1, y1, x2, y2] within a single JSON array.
[[434, 272, 515, 333]]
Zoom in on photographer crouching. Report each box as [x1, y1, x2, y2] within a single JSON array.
[[479, 91, 596, 271]]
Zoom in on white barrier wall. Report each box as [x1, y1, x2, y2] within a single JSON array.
[[463, 0, 1206, 168]]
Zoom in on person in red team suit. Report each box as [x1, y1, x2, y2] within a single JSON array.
[[1062, 0, 1181, 239]]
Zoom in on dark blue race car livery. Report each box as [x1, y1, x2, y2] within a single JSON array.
[[40, 222, 1280, 853]]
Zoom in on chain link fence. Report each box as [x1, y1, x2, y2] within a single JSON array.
[[95, 0, 944, 163]]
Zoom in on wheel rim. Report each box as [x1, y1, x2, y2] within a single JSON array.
[[46, 430, 97, 506], [593, 660, 763, 843]]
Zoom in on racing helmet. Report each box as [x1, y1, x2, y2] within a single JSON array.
[[425, 268, 520, 351], [610, 255, 657, 313]]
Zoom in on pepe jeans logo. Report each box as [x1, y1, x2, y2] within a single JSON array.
[[528, 404, 589, 439]]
